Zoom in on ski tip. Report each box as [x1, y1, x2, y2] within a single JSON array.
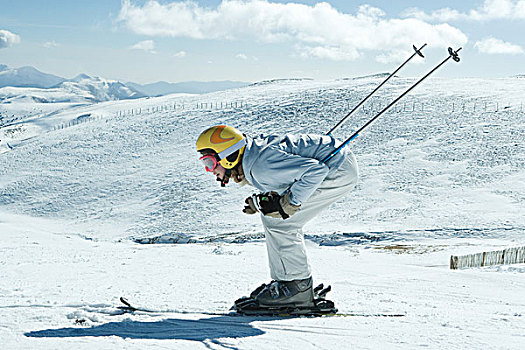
[[119, 297, 131, 307]]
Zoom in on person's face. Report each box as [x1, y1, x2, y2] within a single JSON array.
[[212, 163, 226, 180]]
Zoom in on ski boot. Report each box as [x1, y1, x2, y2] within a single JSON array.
[[256, 277, 315, 308], [233, 278, 313, 310], [234, 277, 338, 316]]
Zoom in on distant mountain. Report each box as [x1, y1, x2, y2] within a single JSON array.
[[0, 65, 65, 88], [127, 80, 251, 96], [0, 65, 250, 101], [249, 78, 313, 86], [339, 73, 392, 81], [57, 74, 145, 102], [0, 66, 145, 103]]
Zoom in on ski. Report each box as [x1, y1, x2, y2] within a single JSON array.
[[116, 297, 159, 315], [118, 297, 404, 318], [118, 297, 228, 317]]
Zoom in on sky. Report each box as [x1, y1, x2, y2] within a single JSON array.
[[0, 0, 524, 83]]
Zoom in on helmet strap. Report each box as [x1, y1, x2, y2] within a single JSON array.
[[218, 169, 232, 187]]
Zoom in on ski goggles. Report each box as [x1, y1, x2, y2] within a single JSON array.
[[200, 154, 220, 172]]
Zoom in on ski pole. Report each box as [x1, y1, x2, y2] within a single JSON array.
[[323, 47, 462, 163], [327, 43, 427, 136]]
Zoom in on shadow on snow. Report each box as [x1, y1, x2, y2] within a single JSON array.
[[25, 315, 268, 344]]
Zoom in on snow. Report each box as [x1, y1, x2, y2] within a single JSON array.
[[1, 76, 524, 348], [1, 212, 523, 349]]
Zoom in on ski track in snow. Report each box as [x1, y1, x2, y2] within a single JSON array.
[[1, 77, 524, 349]]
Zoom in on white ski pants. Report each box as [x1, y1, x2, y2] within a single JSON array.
[[260, 150, 359, 281]]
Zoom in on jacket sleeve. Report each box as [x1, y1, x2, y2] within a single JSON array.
[[253, 147, 329, 205]]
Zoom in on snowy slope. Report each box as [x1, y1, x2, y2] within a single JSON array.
[[1, 77, 524, 241], [0, 76, 524, 349], [1, 211, 524, 349]]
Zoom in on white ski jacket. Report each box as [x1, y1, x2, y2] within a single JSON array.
[[241, 134, 351, 205]]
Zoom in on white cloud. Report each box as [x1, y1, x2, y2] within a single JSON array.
[[404, 0, 525, 21], [376, 49, 425, 64], [0, 29, 21, 49], [474, 37, 524, 54], [118, 0, 467, 62], [42, 41, 60, 48], [299, 45, 360, 61], [236, 53, 248, 60], [129, 39, 155, 52], [173, 50, 186, 57]]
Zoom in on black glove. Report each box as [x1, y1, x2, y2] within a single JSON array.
[[243, 192, 300, 219]]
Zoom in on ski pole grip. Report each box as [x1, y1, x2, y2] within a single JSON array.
[[413, 43, 427, 58], [448, 47, 462, 62]]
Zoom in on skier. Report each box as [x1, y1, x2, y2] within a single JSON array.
[[196, 125, 358, 311]]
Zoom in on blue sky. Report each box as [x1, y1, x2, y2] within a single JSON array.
[[1, 0, 524, 83]]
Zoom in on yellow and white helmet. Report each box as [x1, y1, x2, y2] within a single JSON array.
[[196, 125, 246, 169]]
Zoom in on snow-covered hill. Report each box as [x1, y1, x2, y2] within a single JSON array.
[[2, 76, 524, 240], [1, 76, 524, 349], [127, 80, 251, 95]]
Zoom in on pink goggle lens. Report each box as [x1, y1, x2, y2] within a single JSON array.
[[200, 154, 219, 172]]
